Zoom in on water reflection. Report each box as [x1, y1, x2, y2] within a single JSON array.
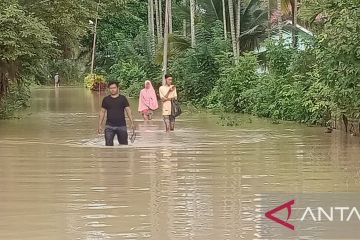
[[0, 87, 359, 239]]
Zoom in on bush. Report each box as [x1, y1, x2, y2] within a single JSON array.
[[84, 74, 106, 90], [170, 22, 230, 105], [0, 79, 31, 119], [206, 53, 259, 112], [109, 60, 146, 89]]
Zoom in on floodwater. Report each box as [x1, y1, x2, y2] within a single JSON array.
[[0, 87, 359, 240]]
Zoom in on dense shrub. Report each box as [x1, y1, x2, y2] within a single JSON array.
[[0, 79, 31, 119], [84, 74, 106, 90]]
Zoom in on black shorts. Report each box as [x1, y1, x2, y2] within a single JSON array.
[[104, 125, 128, 146]]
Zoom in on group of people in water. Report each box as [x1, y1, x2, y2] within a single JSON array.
[[97, 74, 178, 146]]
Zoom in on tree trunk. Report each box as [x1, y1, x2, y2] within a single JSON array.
[[155, 0, 161, 41], [159, 0, 163, 37], [268, 0, 271, 36], [228, 0, 237, 63], [190, 0, 196, 47], [182, 0, 187, 37], [292, 0, 298, 48], [168, 0, 172, 33], [277, 0, 282, 38], [162, 0, 170, 85], [222, 0, 227, 40], [235, 0, 241, 57], [148, 0, 155, 55]]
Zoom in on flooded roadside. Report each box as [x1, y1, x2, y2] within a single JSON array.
[[0, 87, 359, 239]]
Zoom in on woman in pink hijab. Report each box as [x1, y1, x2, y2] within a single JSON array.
[[138, 80, 159, 120]]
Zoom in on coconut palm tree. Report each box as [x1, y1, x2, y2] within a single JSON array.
[[162, 0, 170, 84], [190, 0, 196, 47], [148, 0, 155, 55], [228, 0, 237, 62], [195, 0, 267, 53], [159, 0, 163, 36], [277, 0, 282, 36], [222, 0, 227, 39], [169, 0, 173, 33], [270, 0, 299, 46], [292, 0, 298, 47], [155, 0, 161, 41], [183, 0, 187, 36], [236, 0, 241, 57]]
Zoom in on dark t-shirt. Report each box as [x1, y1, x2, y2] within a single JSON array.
[[101, 95, 130, 127]]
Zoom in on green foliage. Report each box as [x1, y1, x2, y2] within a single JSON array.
[[195, 0, 268, 52], [49, 59, 86, 85], [0, 2, 55, 60], [109, 60, 146, 90], [207, 53, 259, 112], [302, 0, 360, 118], [265, 41, 296, 76], [0, 78, 31, 119], [205, 41, 336, 125], [84, 74, 105, 89], [170, 22, 230, 105]]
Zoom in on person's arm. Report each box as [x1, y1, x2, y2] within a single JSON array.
[[173, 87, 177, 100], [160, 86, 175, 102], [159, 87, 167, 102], [98, 108, 106, 134], [125, 107, 135, 130]]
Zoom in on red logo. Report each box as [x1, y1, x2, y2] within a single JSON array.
[[265, 200, 295, 230]]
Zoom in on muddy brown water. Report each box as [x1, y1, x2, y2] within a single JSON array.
[[0, 87, 359, 240]]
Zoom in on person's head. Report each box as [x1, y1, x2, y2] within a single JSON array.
[[165, 74, 173, 86], [108, 81, 119, 95], [145, 80, 152, 89]]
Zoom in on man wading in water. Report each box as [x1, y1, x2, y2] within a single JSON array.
[[159, 74, 177, 132], [98, 81, 135, 146]]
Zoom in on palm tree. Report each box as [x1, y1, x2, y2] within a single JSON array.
[[183, 0, 187, 36], [222, 0, 227, 39], [173, 0, 268, 54], [155, 0, 161, 41], [169, 0, 173, 33], [148, 0, 155, 55], [162, 0, 170, 84], [267, 0, 271, 36], [228, 0, 237, 62], [190, 0, 196, 47], [236, 0, 241, 57], [292, 0, 298, 47], [239, 0, 268, 52], [270, 0, 298, 46], [277, 0, 282, 36], [159, 0, 163, 36]]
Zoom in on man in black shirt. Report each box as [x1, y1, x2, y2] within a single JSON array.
[[98, 81, 135, 146]]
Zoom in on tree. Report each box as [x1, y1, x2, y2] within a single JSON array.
[[148, 0, 156, 55], [190, 0, 196, 47], [292, 0, 298, 47], [183, 0, 187, 37], [155, 0, 161, 41], [0, 1, 55, 99], [195, 0, 267, 53], [222, 0, 227, 39], [301, 0, 360, 118], [169, 0, 173, 33], [267, 0, 271, 36], [228, 0, 238, 62], [277, 0, 282, 36], [159, 0, 163, 36], [162, 0, 170, 84], [236, 0, 241, 57]]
